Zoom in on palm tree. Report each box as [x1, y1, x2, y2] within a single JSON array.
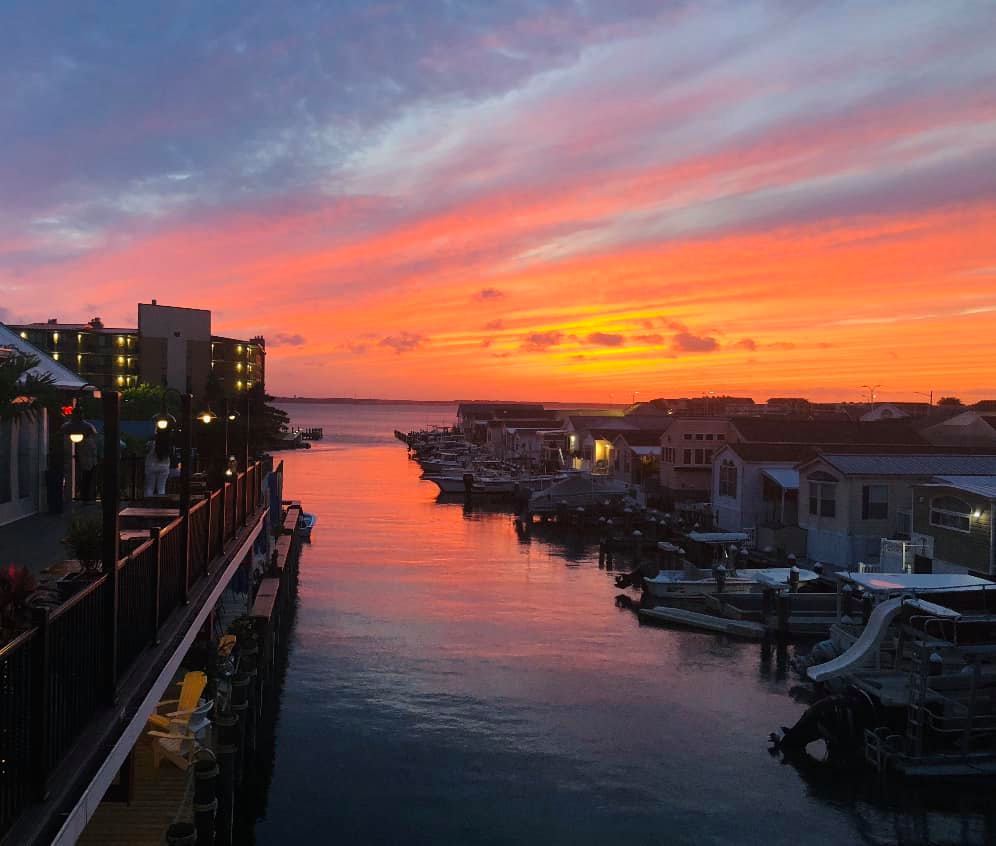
[[0, 351, 59, 422]]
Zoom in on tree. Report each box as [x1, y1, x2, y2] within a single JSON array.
[[0, 352, 59, 423], [938, 396, 963, 407]]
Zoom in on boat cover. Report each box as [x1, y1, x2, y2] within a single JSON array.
[[528, 475, 632, 510]]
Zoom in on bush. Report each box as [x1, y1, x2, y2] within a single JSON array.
[[62, 516, 104, 573]]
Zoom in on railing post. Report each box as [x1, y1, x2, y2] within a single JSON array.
[[30, 609, 52, 801], [151, 527, 162, 644], [181, 393, 192, 604], [102, 389, 121, 702]]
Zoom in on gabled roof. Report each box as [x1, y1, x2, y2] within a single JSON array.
[[0, 323, 90, 391], [730, 417, 925, 446], [723, 442, 816, 463], [802, 453, 996, 477], [613, 429, 668, 447]]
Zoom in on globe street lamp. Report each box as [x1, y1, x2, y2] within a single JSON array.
[[59, 383, 100, 444]]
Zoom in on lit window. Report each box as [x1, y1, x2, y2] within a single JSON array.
[[236, 362, 243, 372], [236, 344, 243, 354], [236, 380, 244, 390], [52, 352, 60, 361], [930, 496, 972, 533], [19, 331, 27, 339], [77, 333, 83, 344], [116, 375, 125, 386], [52, 332, 59, 344], [116, 336, 124, 346], [117, 355, 125, 365]]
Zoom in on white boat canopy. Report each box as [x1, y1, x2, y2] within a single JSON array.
[[842, 572, 996, 594]]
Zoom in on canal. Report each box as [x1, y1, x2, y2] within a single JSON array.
[[254, 403, 992, 845]]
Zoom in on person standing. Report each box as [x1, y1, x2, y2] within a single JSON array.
[[144, 430, 172, 497], [76, 435, 98, 501]]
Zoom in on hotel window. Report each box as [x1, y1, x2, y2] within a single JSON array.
[[719, 461, 738, 498], [808, 471, 838, 518], [861, 485, 889, 520], [930, 496, 971, 533], [683, 449, 692, 465]]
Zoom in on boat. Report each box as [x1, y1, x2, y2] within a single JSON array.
[[296, 512, 316, 537], [642, 565, 820, 599], [527, 474, 634, 512]]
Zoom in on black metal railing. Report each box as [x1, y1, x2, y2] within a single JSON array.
[[0, 459, 278, 840]]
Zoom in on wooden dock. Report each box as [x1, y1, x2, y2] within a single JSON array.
[[77, 741, 190, 846]]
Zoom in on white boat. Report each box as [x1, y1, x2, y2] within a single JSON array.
[[296, 512, 316, 537], [423, 474, 469, 494], [643, 570, 758, 597], [642, 566, 820, 598]]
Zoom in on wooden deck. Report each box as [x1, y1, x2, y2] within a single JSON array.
[[77, 732, 192, 845]]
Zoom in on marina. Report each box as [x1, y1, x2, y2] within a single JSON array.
[[253, 402, 996, 845]]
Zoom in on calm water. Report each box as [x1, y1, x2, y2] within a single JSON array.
[[254, 403, 992, 846]]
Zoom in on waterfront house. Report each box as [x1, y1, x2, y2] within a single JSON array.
[[711, 443, 814, 556], [0, 324, 91, 526], [610, 430, 666, 491], [797, 453, 996, 569], [456, 402, 550, 441], [561, 414, 634, 470], [658, 417, 731, 505], [910, 476, 996, 575]]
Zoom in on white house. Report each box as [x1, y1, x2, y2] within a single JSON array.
[[798, 453, 996, 569], [0, 324, 90, 526]]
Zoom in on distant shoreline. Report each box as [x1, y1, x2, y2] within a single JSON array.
[[273, 397, 625, 408]]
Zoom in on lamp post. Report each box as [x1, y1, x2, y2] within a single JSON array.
[[58, 383, 100, 503]]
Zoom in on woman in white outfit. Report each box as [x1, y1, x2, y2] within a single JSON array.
[[144, 431, 172, 496]]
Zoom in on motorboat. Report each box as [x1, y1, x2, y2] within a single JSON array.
[[642, 565, 820, 598]]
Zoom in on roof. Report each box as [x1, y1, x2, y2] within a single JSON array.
[[588, 428, 626, 441], [9, 322, 136, 334], [761, 468, 799, 489], [926, 475, 996, 499], [730, 417, 926, 445], [614, 430, 668, 447], [723, 442, 816, 463], [562, 414, 632, 431], [0, 324, 91, 391], [806, 454, 996, 477], [629, 445, 661, 456]]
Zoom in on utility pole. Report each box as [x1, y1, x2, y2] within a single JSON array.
[[860, 384, 882, 404]]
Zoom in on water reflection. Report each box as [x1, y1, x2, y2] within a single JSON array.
[[255, 404, 993, 846]]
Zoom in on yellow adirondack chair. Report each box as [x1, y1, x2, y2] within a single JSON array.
[[146, 670, 207, 732]]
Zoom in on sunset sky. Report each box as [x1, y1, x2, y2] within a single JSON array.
[[2, 1, 996, 402]]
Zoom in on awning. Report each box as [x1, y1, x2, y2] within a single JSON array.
[[761, 467, 799, 490]]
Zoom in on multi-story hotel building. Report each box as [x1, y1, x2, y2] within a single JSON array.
[[8, 301, 264, 397]]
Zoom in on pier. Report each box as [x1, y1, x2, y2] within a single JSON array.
[[0, 459, 306, 846]]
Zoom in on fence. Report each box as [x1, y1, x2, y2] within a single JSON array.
[[0, 459, 277, 840]]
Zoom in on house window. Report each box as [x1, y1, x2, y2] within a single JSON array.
[[862, 485, 889, 520], [683, 434, 692, 440], [664, 447, 675, 463], [705, 449, 713, 464], [808, 471, 838, 518], [930, 496, 972, 533], [695, 433, 704, 440], [683, 449, 692, 465], [705, 434, 714, 441], [694, 448, 704, 464], [716, 434, 725, 441], [719, 461, 738, 498]]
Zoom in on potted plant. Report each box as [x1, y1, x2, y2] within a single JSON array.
[[59, 516, 104, 599]]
